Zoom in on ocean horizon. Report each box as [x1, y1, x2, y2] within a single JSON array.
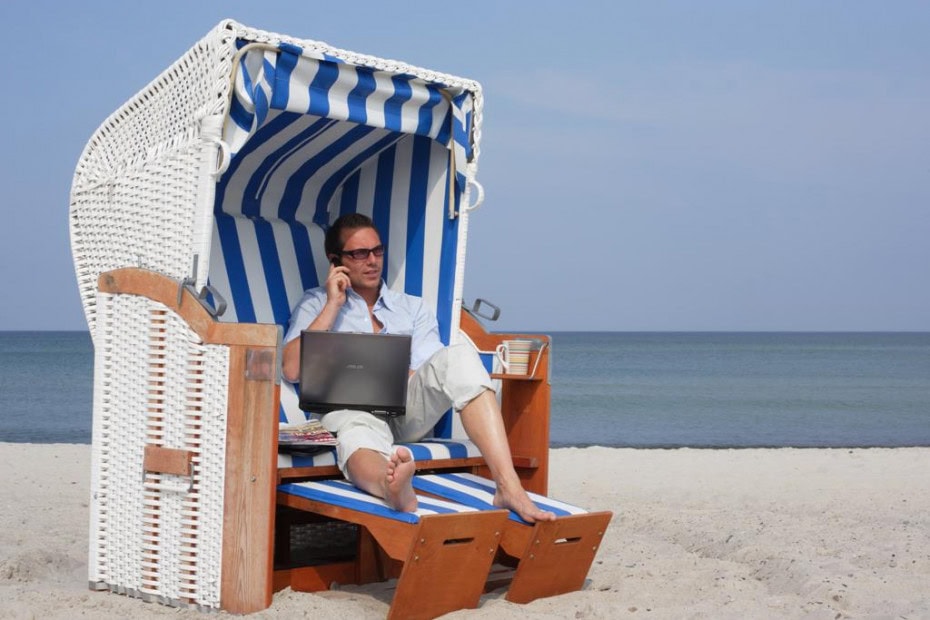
[[2, 330, 928, 448]]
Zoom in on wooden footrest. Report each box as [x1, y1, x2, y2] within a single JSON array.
[[412, 473, 613, 603], [277, 480, 508, 619]]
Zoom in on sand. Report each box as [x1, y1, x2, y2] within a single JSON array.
[[1, 443, 927, 619]]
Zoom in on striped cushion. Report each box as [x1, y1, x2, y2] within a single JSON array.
[[278, 479, 480, 524], [413, 473, 589, 525], [400, 438, 482, 461], [276, 438, 480, 469], [277, 448, 338, 469]]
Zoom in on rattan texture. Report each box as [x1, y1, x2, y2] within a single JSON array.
[[70, 24, 234, 336], [89, 292, 230, 609], [72, 147, 207, 336]]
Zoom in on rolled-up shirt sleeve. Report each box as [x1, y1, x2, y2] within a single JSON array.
[[284, 290, 326, 344]]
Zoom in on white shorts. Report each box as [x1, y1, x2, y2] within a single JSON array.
[[319, 343, 493, 480]]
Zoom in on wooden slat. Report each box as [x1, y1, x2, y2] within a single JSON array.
[[275, 562, 357, 592], [220, 345, 279, 613], [143, 445, 193, 476], [276, 465, 343, 484]]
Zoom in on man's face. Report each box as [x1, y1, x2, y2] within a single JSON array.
[[338, 226, 384, 291]]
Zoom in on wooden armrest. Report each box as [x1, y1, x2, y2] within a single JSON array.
[[98, 267, 280, 348]]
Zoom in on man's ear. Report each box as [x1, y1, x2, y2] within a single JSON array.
[[328, 254, 341, 266]]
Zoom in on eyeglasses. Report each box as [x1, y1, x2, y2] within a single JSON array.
[[339, 245, 385, 261]]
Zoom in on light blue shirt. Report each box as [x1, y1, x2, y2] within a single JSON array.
[[284, 282, 444, 371]]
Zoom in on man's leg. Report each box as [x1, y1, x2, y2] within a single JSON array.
[[459, 390, 556, 523], [397, 345, 556, 523], [344, 447, 417, 513], [322, 410, 417, 511]]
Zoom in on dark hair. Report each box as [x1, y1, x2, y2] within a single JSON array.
[[325, 213, 378, 257]]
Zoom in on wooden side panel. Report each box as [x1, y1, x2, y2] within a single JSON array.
[[220, 345, 280, 613], [500, 359, 550, 495], [388, 512, 506, 620], [505, 512, 613, 604], [460, 311, 550, 495], [98, 268, 282, 613]]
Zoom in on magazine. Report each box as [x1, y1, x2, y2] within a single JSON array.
[[278, 420, 338, 447]]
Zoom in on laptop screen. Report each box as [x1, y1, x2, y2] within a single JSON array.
[[298, 331, 411, 416]]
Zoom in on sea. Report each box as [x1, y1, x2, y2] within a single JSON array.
[[1, 331, 929, 448]]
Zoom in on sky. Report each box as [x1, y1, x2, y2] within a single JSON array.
[[1, 1, 928, 332]]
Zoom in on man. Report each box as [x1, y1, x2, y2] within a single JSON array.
[[282, 213, 554, 523]]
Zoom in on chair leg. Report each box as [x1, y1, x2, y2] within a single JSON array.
[[356, 527, 392, 583]]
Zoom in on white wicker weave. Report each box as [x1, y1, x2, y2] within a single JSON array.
[[89, 291, 230, 609]]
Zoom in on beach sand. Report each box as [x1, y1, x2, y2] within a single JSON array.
[[1, 443, 927, 619]]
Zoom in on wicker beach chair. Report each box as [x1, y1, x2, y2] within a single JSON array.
[[71, 19, 606, 617]]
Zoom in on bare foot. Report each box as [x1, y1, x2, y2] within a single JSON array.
[[494, 482, 557, 523], [384, 447, 417, 512]]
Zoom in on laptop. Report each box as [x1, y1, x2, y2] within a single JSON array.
[[298, 330, 411, 416]]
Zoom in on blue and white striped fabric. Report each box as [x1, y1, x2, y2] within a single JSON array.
[[208, 41, 480, 436], [276, 437, 480, 469], [399, 438, 481, 461], [278, 479, 480, 524], [277, 448, 337, 469], [412, 473, 589, 525], [223, 43, 474, 186], [211, 114, 461, 338]]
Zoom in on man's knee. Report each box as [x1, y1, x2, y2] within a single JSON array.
[[322, 410, 394, 478], [413, 343, 493, 412], [422, 343, 485, 378]]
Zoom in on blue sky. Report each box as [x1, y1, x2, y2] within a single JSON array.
[[1, 1, 928, 331]]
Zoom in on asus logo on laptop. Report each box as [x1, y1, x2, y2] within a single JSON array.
[[346, 363, 364, 370]]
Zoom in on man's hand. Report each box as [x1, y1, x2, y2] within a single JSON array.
[[325, 264, 351, 308]]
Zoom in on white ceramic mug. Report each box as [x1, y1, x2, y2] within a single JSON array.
[[495, 339, 533, 375]]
